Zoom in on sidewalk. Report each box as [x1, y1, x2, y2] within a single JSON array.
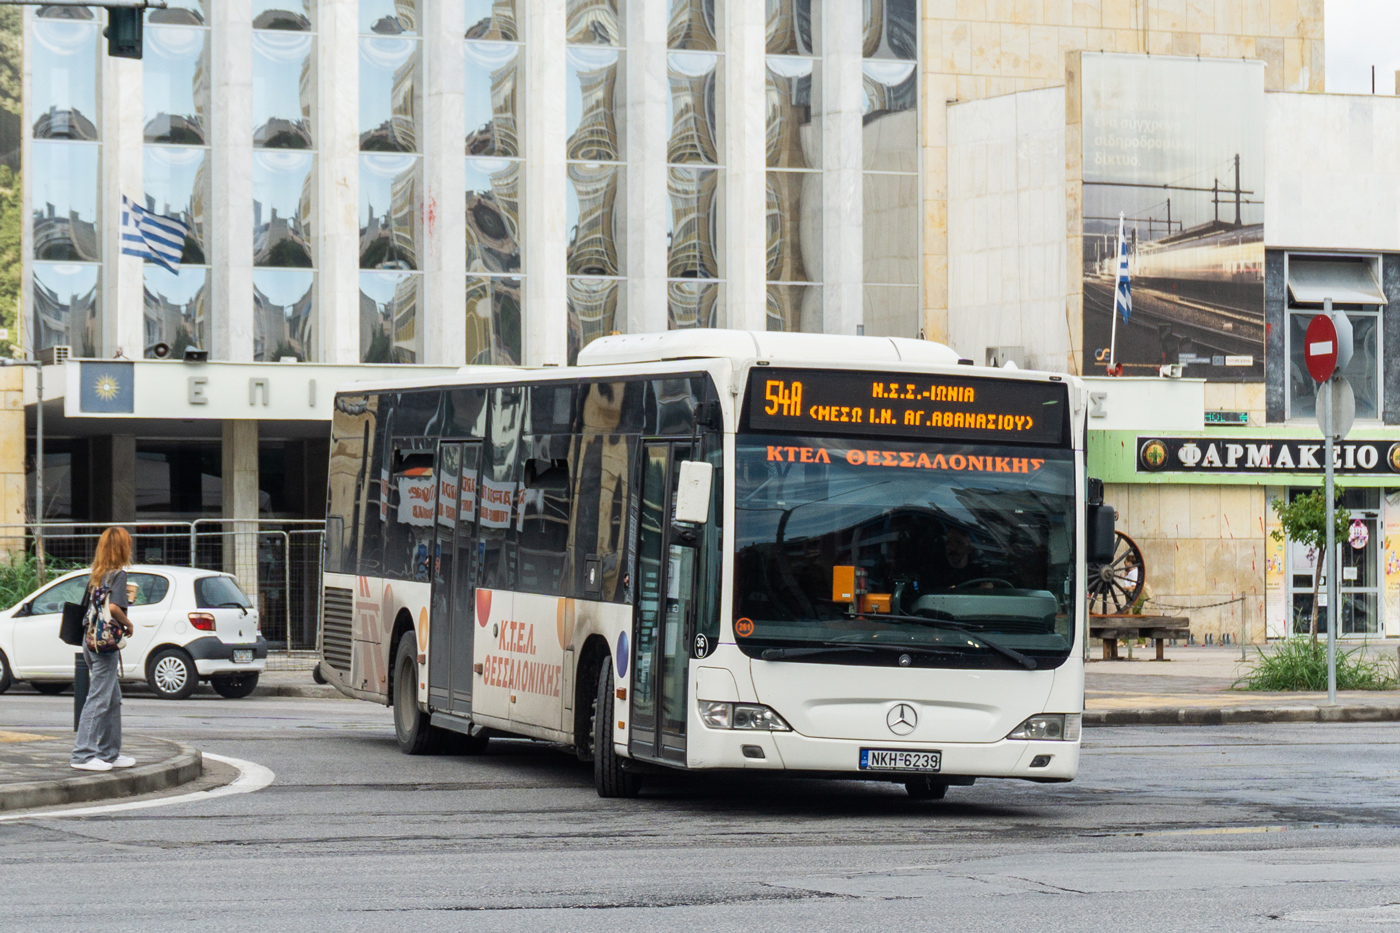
[[1084, 645, 1400, 725], [0, 732, 201, 813]]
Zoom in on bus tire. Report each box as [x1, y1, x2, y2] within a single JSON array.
[[393, 633, 441, 755], [905, 778, 948, 800], [593, 663, 641, 799]]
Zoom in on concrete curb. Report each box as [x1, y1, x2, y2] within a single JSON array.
[[1085, 704, 1400, 727], [0, 738, 203, 813]]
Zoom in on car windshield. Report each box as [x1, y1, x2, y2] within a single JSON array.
[[733, 434, 1076, 669]]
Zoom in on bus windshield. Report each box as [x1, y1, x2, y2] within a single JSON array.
[[733, 434, 1076, 669]]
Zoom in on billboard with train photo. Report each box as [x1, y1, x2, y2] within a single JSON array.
[[1080, 54, 1265, 382]]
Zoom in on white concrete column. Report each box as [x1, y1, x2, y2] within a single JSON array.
[[522, 0, 566, 365], [318, 0, 361, 364], [423, 0, 466, 365], [624, 0, 667, 335], [821, 0, 863, 336], [221, 419, 259, 592], [721, 0, 766, 332], [212, 0, 254, 361], [19, 7, 32, 356], [101, 23, 144, 357]]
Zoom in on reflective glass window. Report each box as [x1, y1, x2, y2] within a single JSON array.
[[862, 284, 918, 338], [465, 41, 520, 157], [254, 0, 313, 30], [148, 0, 205, 26], [765, 0, 819, 330], [766, 0, 814, 55], [254, 269, 315, 361], [360, 37, 420, 152], [253, 31, 315, 148], [143, 25, 210, 145], [767, 283, 821, 332], [862, 0, 915, 59], [567, 161, 621, 277], [668, 0, 716, 51], [667, 166, 719, 279], [31, 19, 99, 140], [765, 170, 820, 282], [566, 0, 619, 45], [359, 153, 421, 270], [466, 0, 517, 40], [360, 271, 421, 362], [465, 158, 521, 273], [862, 171, 917, 285], [254, 151, 314, 267], [765, 57, 816, 169], [143, 265, 209, 355], [1289, 311, 1380, 420], [32, 262, 99, 355], [667, 52, 719, 165], [466, 275, 522, 365], [32, 141, 99, 261], [566, 47, 622, 162], [144, 145, 209, 265], [567, 277, 620, 362], [668, 280, 720, 329], [360, 0, 417, 35], [861, 60, 916, 172]]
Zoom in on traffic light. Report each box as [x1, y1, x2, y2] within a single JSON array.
[[104, 7, 144, 59]]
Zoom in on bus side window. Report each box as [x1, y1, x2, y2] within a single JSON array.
[[327, 393, 372, 575], [481, 385, 524, 590], [358, 393, 387, 576], [517, 435, 573, 595], [446, 388, 487, 437]]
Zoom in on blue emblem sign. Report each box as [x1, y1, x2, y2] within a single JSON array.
[[616, 631, 629, 679], [78, 361, 135, 414]]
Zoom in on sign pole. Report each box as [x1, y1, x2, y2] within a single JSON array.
[[1324, 427, 1336, 706]]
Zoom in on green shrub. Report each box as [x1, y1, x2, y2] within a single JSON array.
[[1235, 637, 1398, 692], [0, 553, 82, 610]]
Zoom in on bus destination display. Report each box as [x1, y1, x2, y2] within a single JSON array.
[[747, 368, 1067, 444]]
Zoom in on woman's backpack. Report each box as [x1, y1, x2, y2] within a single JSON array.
[[83, 577, 126, 654]]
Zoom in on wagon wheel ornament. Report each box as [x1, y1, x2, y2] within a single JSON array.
[[1087, 531, 1145, 615]]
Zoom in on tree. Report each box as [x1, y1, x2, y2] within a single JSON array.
[[1270, 489, 1351, 640]]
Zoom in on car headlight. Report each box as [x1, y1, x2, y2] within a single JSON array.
[[1007, 713, 1081, 741], [698, 701, 792, 732]]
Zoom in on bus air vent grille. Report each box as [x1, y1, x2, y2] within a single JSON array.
[[322, 586, 354, 672]]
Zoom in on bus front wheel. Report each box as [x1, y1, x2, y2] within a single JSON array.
[[593, 663, 642, 799], [393, 633, 440, 755]]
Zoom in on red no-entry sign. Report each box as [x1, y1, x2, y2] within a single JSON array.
[[1304, 315, 1338, 383]]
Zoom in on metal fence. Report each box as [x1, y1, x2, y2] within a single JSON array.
[[0, 520, 325, 654]]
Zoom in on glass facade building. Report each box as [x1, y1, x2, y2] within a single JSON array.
[[21, 0, 922, 367]]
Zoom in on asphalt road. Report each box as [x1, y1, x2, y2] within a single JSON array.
[[4, 691, 1400, 932]]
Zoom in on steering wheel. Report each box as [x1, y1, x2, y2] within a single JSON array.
[[952, 577, 1016, 590]]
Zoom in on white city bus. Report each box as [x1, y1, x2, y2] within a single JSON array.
[[320, 330, 1101, 798]]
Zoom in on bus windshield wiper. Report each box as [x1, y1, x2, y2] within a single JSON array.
[[760, 642, 962, 661], [847, 613, 1038, 670]]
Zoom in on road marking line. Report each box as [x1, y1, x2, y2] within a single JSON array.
[[0, 753, 274, 822]]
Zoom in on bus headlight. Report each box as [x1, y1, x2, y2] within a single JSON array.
[[1007, 713, 1081, 741], [698, 701, 792, 732]]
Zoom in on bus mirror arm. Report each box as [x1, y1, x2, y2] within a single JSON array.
[[670, 524, 701, 547]]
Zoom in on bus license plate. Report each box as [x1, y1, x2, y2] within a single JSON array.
[[233, 650, 253, 664], [860, 748, 942, 772]]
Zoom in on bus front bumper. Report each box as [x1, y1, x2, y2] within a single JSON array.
[[685, 730, 1080, 782]]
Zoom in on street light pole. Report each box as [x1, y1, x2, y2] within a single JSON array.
[[1, 358, 44, 584]]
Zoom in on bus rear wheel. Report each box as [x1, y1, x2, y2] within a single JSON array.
[[393, 633, 443, 755], [593, 663, 642, 798], [905, 778, 948, 800]]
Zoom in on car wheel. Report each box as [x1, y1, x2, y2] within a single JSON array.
[[210, 673, 260, 699], [0, 651, 12, 695], [32, 681, 71, 695], [148, 648, 198, 700], [593, 662, 642, 799], [905, 778, 948, 800], [393, 633, 446, 755]]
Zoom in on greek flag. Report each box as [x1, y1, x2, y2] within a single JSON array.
[[1114, 213, 1132, 323], [120, 195, 189, 273]]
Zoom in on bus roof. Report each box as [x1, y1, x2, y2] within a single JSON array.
[[576, 329, 963, 368]]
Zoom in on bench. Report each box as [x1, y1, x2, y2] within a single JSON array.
[[1089, 615, 1191, 660]]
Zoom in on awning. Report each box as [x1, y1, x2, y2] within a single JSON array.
[[1287, 257, 1388, 305]]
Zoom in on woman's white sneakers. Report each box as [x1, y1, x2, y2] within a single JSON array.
[[69, 756, 135, 771]]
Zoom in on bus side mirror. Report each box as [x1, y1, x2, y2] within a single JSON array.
[[1086, 504, 1116, 563], [673, 461, 713, 525]]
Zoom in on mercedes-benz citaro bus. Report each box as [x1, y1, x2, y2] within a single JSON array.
[[319, 330, 1104, 799]]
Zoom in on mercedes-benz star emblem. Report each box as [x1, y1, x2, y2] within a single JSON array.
[[886, 703, 917, 735]]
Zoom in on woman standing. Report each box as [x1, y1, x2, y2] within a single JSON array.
[[70, 527, 136, 772]]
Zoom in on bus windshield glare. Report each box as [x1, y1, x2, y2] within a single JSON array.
[[733, 434, 1076, 669]]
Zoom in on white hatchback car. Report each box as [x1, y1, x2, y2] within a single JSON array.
[[0, 565, 267, 700]]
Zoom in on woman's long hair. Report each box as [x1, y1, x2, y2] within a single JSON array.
[[90, 527, 132, 587]]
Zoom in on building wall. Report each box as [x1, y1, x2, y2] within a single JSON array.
[[1105, 479, 1269, 645], [0, 368, 23, 556], [1264, 92, 1400, 251], [921, 0, 1326, 351], [946, 87, 1066, 370]]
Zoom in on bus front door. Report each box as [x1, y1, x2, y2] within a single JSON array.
[[429, 440, 482, 717], [631, 441, 694, 765]]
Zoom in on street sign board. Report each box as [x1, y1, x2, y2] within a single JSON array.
[[1304, 314, 1338, 383], [1316, 374, 1355, 440]]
